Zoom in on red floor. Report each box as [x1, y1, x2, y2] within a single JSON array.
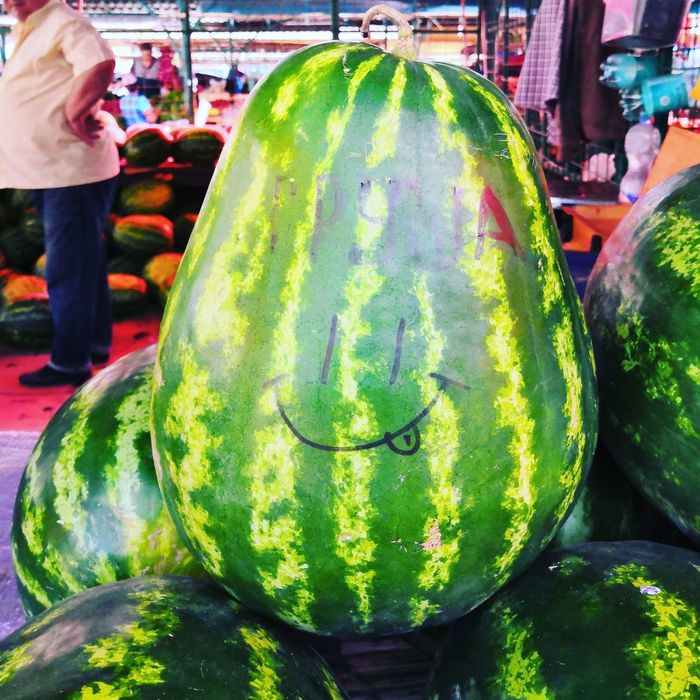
[[0, 308, 162, 432]]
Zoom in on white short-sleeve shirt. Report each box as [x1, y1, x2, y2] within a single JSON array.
[[0, 0, 120, 189]]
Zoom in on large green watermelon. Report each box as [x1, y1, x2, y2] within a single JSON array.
[[172, 127, 226, 166], [108, 272, 149, 316], [550, 446, 691, 549], [123, 126, 172, 168], [584, 164, 700, 543], [11, 346, 201, 618], [0, 576, 346, 699], [152, 32, 597, 635], [0, 294, 52, 348], [118, 179, 175, 216], [428, 541, 700, 698], [113, 214, 174, 258]]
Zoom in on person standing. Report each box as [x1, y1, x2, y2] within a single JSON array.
[[131, 42, 161, 99], [119, 76, 158, 128], [0, 0, 120, 387]]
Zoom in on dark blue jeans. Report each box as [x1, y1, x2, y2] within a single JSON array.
[[32, 177, 118, 371]]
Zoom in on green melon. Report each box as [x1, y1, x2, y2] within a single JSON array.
[[20, 211, 44, 248], [107, 255, 144, 277], [0, 295, 52, 348], [0, 576, 346, 699], [151, 30, 597, 636], [550, 446, 691, 549], [118, 179, 175, 216], [11, 346, 203, 617], [2, 275, 47, 305], [584, 164, 700, 543], [7, 189, 33, 222], [143, 252, 182, 299], [172, 127, 226, 166], [428, 541, 700, 699], [113, 215, 174, 259], [123, 126, 172, 168], [108, 273, 149, 317], [0, 226, 42, 271]]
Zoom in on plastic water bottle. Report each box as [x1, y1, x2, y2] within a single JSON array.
[[619, 123, 661, 203]]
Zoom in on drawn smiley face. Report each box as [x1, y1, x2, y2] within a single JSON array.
[[265, 315, 469, 456]]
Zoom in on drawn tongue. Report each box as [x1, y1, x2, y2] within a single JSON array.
[[385, 426, 421, 456]]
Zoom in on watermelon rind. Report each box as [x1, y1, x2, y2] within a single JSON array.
[[428, 540, 700, 699], [0, 576, 347, 699], [11, 346, 203, 617]]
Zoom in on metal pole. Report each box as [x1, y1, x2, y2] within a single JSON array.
[[331, 0, 340, 40], [179, 0, 194, 122]]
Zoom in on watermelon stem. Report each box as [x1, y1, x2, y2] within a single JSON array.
[[360, 4, 416, 60]]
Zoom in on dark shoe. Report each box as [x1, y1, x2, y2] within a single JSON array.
[[91, 352, 110, 365], [19, 364, 91, 388]]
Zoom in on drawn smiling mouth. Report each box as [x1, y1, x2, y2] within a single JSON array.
[[263, 372, 469, 456]]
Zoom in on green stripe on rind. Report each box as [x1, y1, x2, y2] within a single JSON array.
[[192, 156, 271, 353], [14, 433, 85, 610], [270, 45, 362, 122], [325, 62, 404, 625], [52, 388, 106, 554], [426, 65, 539, 589], [606, 563, 700, 698], [0, 642, 32, 685], [406, 65, 484, 626], [470, 244, 538, 582], [240, 626, 283, 700], [491, 604, 554, 699], [76, 588, 180, 698], [367, 61, 408, 168], [655, 209, 700, 300], [331, 184, 387, 629], [408, 274, 462, 626], [162, 345, 224, 577], [248, 52, 387, 629], [456, 70, 592, 525], [104, 372, 152, 580]]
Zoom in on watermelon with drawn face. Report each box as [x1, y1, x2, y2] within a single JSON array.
[[152, 7, 597, 636]]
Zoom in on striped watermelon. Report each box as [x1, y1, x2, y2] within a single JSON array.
[[123, 126, 172, 168], [7, 189, 33, 221], [2, 275, 47, 305], [172, 127, 226, 166], [0, 294, 52, 347], [20, 211, 44, 248], [108, 273, 149, 316], [107, 255, 144, 276], [428, 541, 700, 698], [584, 165, 700, 543], [0, 576, 345, 698], [118, 179, 175, 216], [0, 226, 42, 271], [143, 252, 182, 299], [11, 347, 202, 618], [550, 446, 690, 549], [113, 215, 174, 258], [152, 33, 597, 635]]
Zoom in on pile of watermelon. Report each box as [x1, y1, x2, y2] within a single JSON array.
[[122, 125, 226, 169], [2, 9, 699, 697], [0, 177, 200, 347]]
